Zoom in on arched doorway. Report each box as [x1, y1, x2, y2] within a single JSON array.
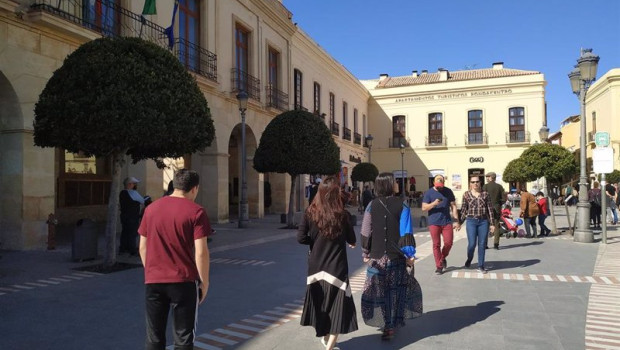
[[227, 123, 260, 222], [0, 72, 25, 249]]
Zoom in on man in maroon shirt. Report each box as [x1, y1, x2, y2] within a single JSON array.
[[138, 169, 211, 350]]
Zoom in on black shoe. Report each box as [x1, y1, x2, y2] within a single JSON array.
[[441, 259, 447, 269], [464, 259, 472, 268], [493, 244, 499, 250], [435, 268, 443, 275], [485, 246, 489, 250]]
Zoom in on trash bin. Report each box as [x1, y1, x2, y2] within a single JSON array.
[[72, 218, 98, 261]]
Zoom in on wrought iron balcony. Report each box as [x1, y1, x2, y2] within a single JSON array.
[[266, 84, 288, 111], [465, 133, 488, 145], [294, 105, 308, 111], [425, 135, 447, 147], [506, 131, 530, 144], [354, 132, 362, 145], [30, 0, 217, 82], [331, 122, 340, 136], [389, 138, 410, 148], [231, 68, 261, 101], [343, 127, 352, 141]]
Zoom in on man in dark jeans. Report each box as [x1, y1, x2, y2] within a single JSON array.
[[483, 172, 506, 249]]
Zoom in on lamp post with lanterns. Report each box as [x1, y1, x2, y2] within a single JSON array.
[[236, 91, 249, 228], [568, 48, 600, 243], [366, 134, 374, 163]]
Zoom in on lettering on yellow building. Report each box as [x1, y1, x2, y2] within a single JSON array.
[[395, 89, 513, 103]]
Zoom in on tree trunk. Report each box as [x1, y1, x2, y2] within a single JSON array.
[[104, 153, 124, 266], [287, 174, 297, 227]]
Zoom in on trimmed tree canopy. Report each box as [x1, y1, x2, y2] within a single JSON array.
[[502, 143, 578, 183], [502, 157, 528, 183], [253, 110, 340, 176], [351, 162, 379, 183], [34, 37, 214, 162]]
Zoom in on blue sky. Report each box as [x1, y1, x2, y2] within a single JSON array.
[[283, 0, 620, 132]]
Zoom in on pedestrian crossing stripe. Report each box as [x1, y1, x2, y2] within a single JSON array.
[[450, 271, 619, 284], [210, 257, 275, 266], [0, 271, 102, 296]]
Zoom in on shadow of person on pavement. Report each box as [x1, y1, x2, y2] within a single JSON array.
[[340, 301, 504, 349], [483, 259, 540, 271], [497, 240, 543, 250]]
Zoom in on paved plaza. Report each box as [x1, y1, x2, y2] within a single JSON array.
[[1, 205, 619, 349]]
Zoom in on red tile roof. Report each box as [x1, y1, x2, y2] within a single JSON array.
[[375, 68, 541, 88]]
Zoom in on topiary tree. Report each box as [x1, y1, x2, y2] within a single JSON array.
[[34, 37, 214, 266], [519, 143, 578, 183], [351, 162, 379, 185], [604, 169, 620, 184], [253, 110, 340, 227], [502, 158, 528, 183]]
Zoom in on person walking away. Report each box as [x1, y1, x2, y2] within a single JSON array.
[[421, 174, 458, 275], [588, 182, 602, 229], [605, 182, 618, 225], [483, 172, 506, 250], [120, 176, 145, 256], [536, 191, 551, 236], [518, 187, 540, 238], [138, 169, 211, 350], [309, 178, 321, 204], [459, 176, 496, 274], [362, 185, 373, 210], [360, 172, 423, 341], [297, 176, 357, 350]]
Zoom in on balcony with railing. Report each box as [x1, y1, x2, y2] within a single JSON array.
[[425, 135, 447, 147], [354, 132, 362, 145], [389, 138, 410, 148], [343, 127, 352, 141], [331, 122, 340, 137], [465, 133, 488, 146], [266, 84, 288, 111], [506, 131, 530, 144], [231, 69, 261, 101], [30, 0, 217, 82]]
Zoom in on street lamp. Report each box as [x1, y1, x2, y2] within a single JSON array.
[[236, 91, 249, 228], [568, 48, 600, 243], [400, 143, 405, 199], [366, 134, 374, 163]]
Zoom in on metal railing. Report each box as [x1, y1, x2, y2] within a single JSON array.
[[425, 135, 447, 147], [30, 0, 217, 82], [343, 127, 351, 141], [354, 132, 361, 145], [465, 133, 488, 145], [231, 68, 261, 101], [506, 131, 530, 143], [331, 122, 340, 136], [266, 84, 288, 111]]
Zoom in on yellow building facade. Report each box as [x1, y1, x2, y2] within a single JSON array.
[[362, 64, 548, 204], [0, 0, 369, 249]]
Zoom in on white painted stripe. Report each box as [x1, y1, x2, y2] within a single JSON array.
[[265, 310, 290, 317], [241, 318, 273, 327], [490, 273, 497, 279], [600, 277, 613, 284], [62, 275, 83, 280], [307, 271, 351, 296], [464, 272, 471, 279], [230, 322, 265, 332], [529, 274, 539, 281], [25, 282, 48, 287], [11, 285, 34, 290], [588, 319, 620, 327], [516, 274, 524, 281], [543, 275, 553, 281], [503, 273, 510, 279], [49, 277, 72, 282], [587, 323, 619, 332], [200, 333, 237, 345], [241, 260, 257, 265], [252, 262, 264, 266], [72, 273, 96, 277], [217, 259, 231, 263], [254, 314, 288, 322], [275, 306, 301, 313], [262, 261, 275, 266], [193, 340, 222, 350], [210, 258, 223, 262], [215, 328, 252, 339], [451, 271, 458, 278], [284, 303, 303, 308], [232, 260, 245, 264], [586, 276, 597, 283], [38, 279, 60, 285], [0, 287, 19, 292], [557, 275, 567, 282], [571, 275, 582, 282], [0, 292, 5, 296]]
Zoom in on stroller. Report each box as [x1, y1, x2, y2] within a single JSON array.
[[499, 205, 523, 238]]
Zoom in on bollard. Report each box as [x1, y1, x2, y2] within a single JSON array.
[[46, 213, 58, 250]]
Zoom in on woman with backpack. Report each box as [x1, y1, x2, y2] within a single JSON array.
[[588, 182, 602, 229]]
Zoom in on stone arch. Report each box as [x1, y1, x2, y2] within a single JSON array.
[[0, 72, 25, 249], [227, 122, 261, 223]]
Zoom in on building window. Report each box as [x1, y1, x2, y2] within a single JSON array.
[[267, 47, 283, 109], [83, 0, 121, 36], [428, 113, 443, 145], [235, 24, 249, 91], [329, 92, 337, 136], [178, 0, 200, 71], [509, 107, 525, 142], [58, 150, 112, 207], [268, 48, 279, 92], [592, 111, 597, 134], [313, 82, 321, 114], [342, 102, 348, 129], [393, 115, 407, 147], [468, 110, 483, 144], [294, 69, 303, 110], [353, 109, 358, 132]]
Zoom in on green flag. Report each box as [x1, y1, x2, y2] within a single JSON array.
[[142, 0, 156, 15]]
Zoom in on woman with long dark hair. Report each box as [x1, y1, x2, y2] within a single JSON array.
[[297, 176, 358, 350], [360, 172, 423, 340]]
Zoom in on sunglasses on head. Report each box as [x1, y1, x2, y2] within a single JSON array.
[[470, 181, 480, 184]]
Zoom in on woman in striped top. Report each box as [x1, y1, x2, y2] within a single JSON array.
[[459, 175, 496, 273]]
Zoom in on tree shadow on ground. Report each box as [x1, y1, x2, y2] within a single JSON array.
[[341, 301, 504, 349]]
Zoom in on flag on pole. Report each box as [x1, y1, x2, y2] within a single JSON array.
[[142, 0, 157, 15], [163, 0, 179, 49]]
